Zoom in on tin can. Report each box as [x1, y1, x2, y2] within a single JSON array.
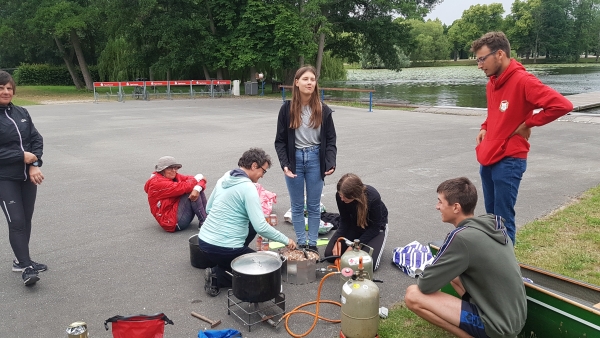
[[256, 236, 263, 251], [269, 213, 278, 226], [66, 321, 88, 338], [261, 237, 270, 251]]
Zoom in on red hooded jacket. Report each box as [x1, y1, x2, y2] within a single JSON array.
[[144, 172, 206, 232], [476, 59, 573, 166]]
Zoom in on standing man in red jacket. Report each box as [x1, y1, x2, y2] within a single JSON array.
[[471, 32, 573, 244], [144, 156, 207, 232]]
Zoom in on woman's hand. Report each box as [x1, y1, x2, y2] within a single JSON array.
[[29, 166, 44, 185], [324, 167, 335, 176], [188, 189, 199, 202], [24, 152, 37, 164], [283, 167, 297, 178], [286, 238, 297, 250]]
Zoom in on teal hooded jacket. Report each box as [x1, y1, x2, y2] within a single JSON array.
[[199, 169, 289, 248]]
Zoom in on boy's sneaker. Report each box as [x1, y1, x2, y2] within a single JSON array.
[[22, 267, 40, 286], [204, 267, 220, 297], [13, 259, 47, 272], [308, 245, 319, 253]]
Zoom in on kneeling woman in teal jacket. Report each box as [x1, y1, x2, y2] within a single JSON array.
[[197, 148, 296, 296]]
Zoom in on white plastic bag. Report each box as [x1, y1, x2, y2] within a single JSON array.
[[392, 241, 434, 278]]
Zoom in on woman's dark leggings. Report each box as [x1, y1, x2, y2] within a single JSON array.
[[324, 226, 388, 270], [0, 180, 37, 266]]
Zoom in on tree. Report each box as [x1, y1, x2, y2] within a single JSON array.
[[32, 0, 100, 90], [447, 3, 505, 59], [538, 0, 574, 59], [0, 1, 60, 69], [570, 0, 599, 59], [505, 0, 543, 60], [405, 19, 451, 61]]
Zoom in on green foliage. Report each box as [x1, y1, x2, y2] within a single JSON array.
[[361, 46, 411, 69], [319, 51, 346, 81], [447, 3, 506, 59], [14, 64, 98, 86], [405, 19, 451, 61], [97, 37, 138, 81], [0, 0, 468, 82]]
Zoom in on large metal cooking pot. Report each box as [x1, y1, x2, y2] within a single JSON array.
[[229, 252, 283, 303]]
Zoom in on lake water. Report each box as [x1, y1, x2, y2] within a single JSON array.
[[323, 64, 600, 113]]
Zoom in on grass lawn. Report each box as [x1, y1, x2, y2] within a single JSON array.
[[379, 184, 600, 338], [13, 86, 92, 105]]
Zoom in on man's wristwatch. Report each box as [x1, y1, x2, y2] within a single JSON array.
[[31, 161, 40, 167]]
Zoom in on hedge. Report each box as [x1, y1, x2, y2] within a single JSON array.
[[13, 64, 99, 86]]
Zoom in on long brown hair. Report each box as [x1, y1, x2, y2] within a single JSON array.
[[289, 65, 322, 129], [337, 173, 368, 229]]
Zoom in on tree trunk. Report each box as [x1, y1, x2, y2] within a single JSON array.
[[315, 32, 325, 79], [299, 56, 304, 67], [205, 0, 216, 35], [70, 29, 93, 90], [597, 31, 600, 62], [54, 36, 83, 89], [453, 49, 458, 61], [202, 65, 211, 80], [534, 34, 539, 64]]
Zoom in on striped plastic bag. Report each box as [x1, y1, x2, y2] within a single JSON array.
[[392, 241, 434, 278]]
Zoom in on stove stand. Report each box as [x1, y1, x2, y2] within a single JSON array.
[[226, 290, 286, 332]]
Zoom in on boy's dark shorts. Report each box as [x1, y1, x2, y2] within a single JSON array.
[[459, 300, 489, 338]]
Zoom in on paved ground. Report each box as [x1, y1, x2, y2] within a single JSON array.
[[2, 97, 600, 337]]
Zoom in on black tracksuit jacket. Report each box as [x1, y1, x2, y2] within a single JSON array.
[[0, 104, 44, 181]]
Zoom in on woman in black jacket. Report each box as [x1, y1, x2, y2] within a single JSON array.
[[0, 71, 46, 286], [274, 65, 336, 251], [324, 173, 389, 270]]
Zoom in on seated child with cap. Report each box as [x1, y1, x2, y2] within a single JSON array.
[[144, 156, 208, 232]]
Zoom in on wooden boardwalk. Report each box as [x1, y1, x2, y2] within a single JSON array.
[[565, 91, 600, 111]]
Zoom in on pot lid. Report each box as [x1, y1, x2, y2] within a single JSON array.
[[231, 252, 282, 275]]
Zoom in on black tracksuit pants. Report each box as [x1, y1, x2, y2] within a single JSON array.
[[0, 180, 37, 266]]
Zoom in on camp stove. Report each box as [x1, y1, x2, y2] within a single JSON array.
[[226, 290, 286, 332]]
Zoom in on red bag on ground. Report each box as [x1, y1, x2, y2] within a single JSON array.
[[104, 313, 174, 338]]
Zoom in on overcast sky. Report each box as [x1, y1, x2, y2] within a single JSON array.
[[425, 0, 515, 25]]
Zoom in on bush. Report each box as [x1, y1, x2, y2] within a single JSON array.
[[13, 64, 99, 86], [320, 51, 347, 81]]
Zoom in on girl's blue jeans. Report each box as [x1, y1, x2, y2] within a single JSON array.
[[285, 146, 323, 246]]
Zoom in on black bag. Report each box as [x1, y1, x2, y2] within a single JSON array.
[[321, 212, 340, 230]]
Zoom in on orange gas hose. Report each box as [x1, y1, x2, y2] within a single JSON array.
[[280, 271, 341, 337], [278, 237, 348, 337]]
